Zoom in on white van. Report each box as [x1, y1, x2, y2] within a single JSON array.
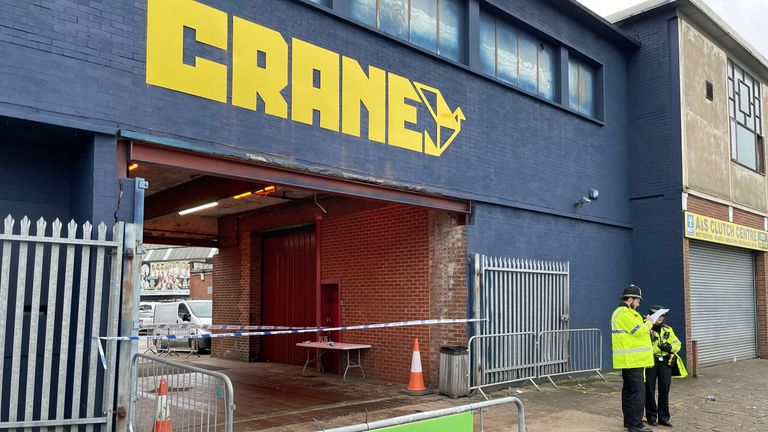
[[153, 300, 213, 351], [138, 302, 157, 334]]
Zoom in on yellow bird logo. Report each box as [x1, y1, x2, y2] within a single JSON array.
[[413, 82, 466, 157]]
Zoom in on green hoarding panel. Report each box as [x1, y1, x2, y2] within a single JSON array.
[[375, 412, 473, 431]]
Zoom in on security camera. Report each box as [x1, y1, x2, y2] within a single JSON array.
[[589, 188, 600, 200]]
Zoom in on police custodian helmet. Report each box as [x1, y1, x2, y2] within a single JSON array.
[[621, 284, 643, 300]]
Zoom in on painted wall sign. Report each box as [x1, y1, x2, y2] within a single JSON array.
[[684, 211, 768, 251], [145, 0, 465, 157]]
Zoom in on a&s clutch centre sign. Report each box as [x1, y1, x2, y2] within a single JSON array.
[[145, 0, 466, 157], [685, 211, 768, 251]]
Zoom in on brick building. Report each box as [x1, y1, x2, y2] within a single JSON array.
[[0, 0, 645, 393], [613, 0, 768, 367], [7, 1, 766, 427], [189, 261, 214, 300]]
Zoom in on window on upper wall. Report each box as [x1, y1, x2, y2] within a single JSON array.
[[728, 60, 764, 173], [309, 0, 331, 6], [479, 11, 555, 100], [568, 57, 595, 117], [348, 0, 463, 62]]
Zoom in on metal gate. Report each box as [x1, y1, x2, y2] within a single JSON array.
[[689, 241, 757, 365], [0, 215, 124, 430], [470, 254, 569, 387]]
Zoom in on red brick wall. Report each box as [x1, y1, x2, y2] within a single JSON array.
[[322, 204, 432, 383], [249, 233, 262, 360], [189, 272, 213, 300], [427, 209, 468, 387], [687, 195, 729, 221], [685, 194, 768, 362], [212, 199, 469, 382], [733, 207, 765, 230], [756, 252, 768, 358], [212, 230, 253, 361]]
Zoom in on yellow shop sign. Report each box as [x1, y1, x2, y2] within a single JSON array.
[[684, 211, 768, 251], [145, 0, 465, 157]]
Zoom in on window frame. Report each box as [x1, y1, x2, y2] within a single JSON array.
[[178, 303, 190, 321], [479, 11, 557, 102], [728, 59, 764, 174], [348, 0, 464, 62], [568, 56, 596, 117]]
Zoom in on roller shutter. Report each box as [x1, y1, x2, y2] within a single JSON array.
[[689, 241, 757, 366]]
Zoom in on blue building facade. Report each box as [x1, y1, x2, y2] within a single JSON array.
[[0, 0, 651, 417]]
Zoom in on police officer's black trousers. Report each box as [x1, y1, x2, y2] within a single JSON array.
[[622, 368, 645, 428], [645, 360, 673, 423]]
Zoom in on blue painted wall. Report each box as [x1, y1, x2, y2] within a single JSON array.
[[0, 0, 641, 373], [0, 118, 122, 225], [468, 203, 633, 368], [0, 118, 127, 421], [0, 0, 635, 223], [619, 10, 686, 354]]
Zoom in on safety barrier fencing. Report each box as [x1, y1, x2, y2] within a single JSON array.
[[129, 353, 235, 432], [321, 396, 525, 432], [468, 332, 539, 392], [469, 328, 604, 393], [144, 327, 204, 358], [537, 328, 605, 387]]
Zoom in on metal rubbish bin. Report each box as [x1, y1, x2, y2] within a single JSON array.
[[439, 345, 469, 398]]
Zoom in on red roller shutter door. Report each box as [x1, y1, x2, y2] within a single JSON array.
[[261, 228, 316, 365]]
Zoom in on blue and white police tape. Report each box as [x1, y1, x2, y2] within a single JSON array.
[[94, 318, 486, 369], [140, 324, 313, 331]]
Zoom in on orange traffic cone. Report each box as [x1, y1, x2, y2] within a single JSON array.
[[401, 339, 433, 396], [152, 377, 171, 432]]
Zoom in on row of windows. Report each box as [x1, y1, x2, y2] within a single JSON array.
[[310, 0, 600, 119], [311, 2, 768, 175], [349, 0, 463, 62], [479, 13, 555, 100]]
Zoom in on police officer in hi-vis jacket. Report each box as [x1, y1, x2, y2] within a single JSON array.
[[645, 306, 683, 427], [611, 284, 655, 432]]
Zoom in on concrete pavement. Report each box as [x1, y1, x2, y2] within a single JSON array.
[[169, 356, 768, 431], [482, 358, 768, 431]]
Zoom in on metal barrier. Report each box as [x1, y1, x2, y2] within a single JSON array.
[[148, 327, 205, 358], [468, 332, 539, 393], [536, 329, 605, 387], [129, 353, 235, 432], [468, 329, 605, 392], [472, 254, 570, 345], [321, 396, 525, 432]]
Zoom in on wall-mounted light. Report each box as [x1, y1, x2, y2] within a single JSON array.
[[178, 202, 218, 215], [233, 191, 253, 199], [255, 185, 276, 196], [128, 163, 139, 171], [576, 197, 592, 208], [233, 185, 277, 199], [575, 188, 600, 208]]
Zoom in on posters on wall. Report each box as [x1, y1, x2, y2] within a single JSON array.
[[141, 261, 191, 294]]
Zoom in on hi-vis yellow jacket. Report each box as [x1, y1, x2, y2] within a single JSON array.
[[651, 323, 688, 378], [611, 304, 654, 369], [651, 324, 682, 357]]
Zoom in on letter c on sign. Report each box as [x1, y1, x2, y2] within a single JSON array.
[[146, 0, 228, 103]]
